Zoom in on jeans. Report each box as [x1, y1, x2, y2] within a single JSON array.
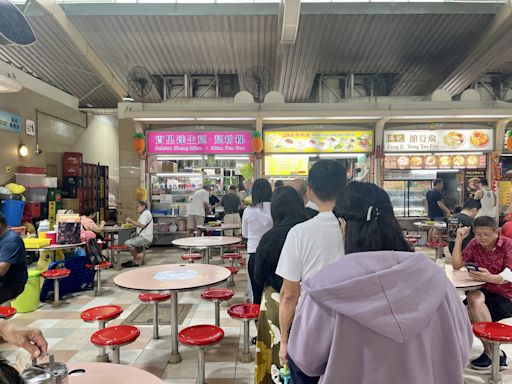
[[288, 354, 320, 384]]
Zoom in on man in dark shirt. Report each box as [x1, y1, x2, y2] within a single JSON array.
[[448, 199, 481, 254], [221, 185, 242, 236], [426, 178, 450, 220], [0, 213, 27, 303]]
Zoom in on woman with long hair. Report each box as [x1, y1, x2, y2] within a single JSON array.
[[242, 178, 273, 303], [254, 187, 307, 384], [285, 182, 472, 384]]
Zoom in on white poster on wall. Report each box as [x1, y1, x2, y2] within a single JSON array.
[[25, 119, 36, 136], [384, 129, 493, 152]]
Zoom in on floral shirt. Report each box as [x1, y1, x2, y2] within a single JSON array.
[[462, 234, 512, 300]]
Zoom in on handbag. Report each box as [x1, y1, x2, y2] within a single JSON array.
[[84, 238, 108, 267], [57, 222, 81, 245]]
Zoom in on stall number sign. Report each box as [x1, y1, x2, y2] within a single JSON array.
[[147, 131, 252, 154], [0, 110, 21, 133], [384, 129, 493, 152]]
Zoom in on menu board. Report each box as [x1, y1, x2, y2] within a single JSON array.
[[147, 131, 252, 154], [384, 154, 486, 170], [499, 181, 512, 206], [264, 155, 309, 176], [384, 129, 493, 152], [264, 131, 373, 153]]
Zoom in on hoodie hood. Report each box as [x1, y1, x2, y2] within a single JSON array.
[[303, 251, 448, 344]]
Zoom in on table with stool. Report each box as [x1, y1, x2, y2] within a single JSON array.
[[102, 226, 135, 246], [197, 224, 241, 236], [172, 236, 241, 264], [28, 242, 85, 263], [68, 362, 164, 384], [113, 263, 231, 364], [446, 269, 485, 291]]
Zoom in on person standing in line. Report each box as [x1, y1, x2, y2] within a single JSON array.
[[0, 213, 27, 303], [253, 186, 307, 384], [426, 178, 450, 242], [123, 200, 153, 267], [475, 178, 499, 224], [187, 185, 211, 236], [287, 182, 471, 384], [221, 185, 243, 236], [276, 160, 347, 369], [242, 178, 273, 303], [290, 178, 318, 219]]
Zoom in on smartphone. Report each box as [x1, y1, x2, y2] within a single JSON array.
[[465, 263, 480, 272]]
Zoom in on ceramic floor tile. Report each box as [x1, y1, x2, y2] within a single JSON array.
[[27, 319, 62, 328], [132, 362, 168, 378]]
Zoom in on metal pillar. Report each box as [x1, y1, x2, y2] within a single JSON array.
[[168, 292, 182, 363]]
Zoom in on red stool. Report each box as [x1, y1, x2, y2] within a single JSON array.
[[178, 325, 224, 384], [225, 266, 239, 287], [473, 322, 512, 383], [228, 304, 260, 362], [85, 261, 112, 296], [108, 244, 129, 270], [181, 253, 203, 263], [0, 306, 16, 320], [81, 305, 123, 362], [91, 325, 140, 364], [221, 253, 242, 267], [229, 243, 245, 253], [201, 288, 235, 326], [41, 269, 71, 307], [426, 242, 447, 263], [138, 293, 171, 339]]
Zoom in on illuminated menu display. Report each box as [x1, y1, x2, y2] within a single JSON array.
[[264, 155, 309, 176], [264, 131, 373, 153], [384, 154, 486, 170]]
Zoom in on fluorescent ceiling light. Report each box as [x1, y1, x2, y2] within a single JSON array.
[[0, 74, 22, 93], [134, 118, 195, 122], [264, 117, 319, 121], [323, 116, 381, 120], [391, 115, 512, 119], [319, 154, 359, 158], [195, 117, 256, 121], [215, 155, 250, 160]]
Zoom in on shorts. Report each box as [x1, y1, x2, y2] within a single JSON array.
[[125, 236, 152, 251], [187, 215, 204, 230], [464, 289, 512, 322]]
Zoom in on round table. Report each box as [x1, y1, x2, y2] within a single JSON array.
[[197, 224, 241, 236], [413, 221, 447, 230], [28, 242, 85, 262], [447, 269, 485, 290], [113, 263, 231, 364], [102, 226, 135, 245], [68, 362, 164, 383], [172, 236, 241, 263]]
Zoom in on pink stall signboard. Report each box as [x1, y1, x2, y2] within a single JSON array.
[[147, 131, 253, 154]]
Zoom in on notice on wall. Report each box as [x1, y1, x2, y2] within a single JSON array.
[[264, 130, 373, 153], [384, 129, 493, 152], [463, 169, 487, 201], [147, 131, 253, 154], [264, 155, 309, 176], [499, 181, 512, 207], [0, 110, 21, 133]]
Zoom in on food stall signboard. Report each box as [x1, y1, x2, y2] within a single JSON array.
[[147, 131, 253, 154], [384, 129, 493, 152], [384, 154, 486, 170], [264, 131, 372, 153]]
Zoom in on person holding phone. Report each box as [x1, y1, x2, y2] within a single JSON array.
[[452, 216, 512, 370]]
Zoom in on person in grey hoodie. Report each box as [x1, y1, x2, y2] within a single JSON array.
[[287, 182, 472, 384]]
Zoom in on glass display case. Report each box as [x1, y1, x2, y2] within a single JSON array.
[[150, 172, 203, 244], [383, 180, 431, 217]]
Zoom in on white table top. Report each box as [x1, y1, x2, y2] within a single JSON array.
[[447, 269, 485, 290], [102, 226, 135, 233], [113, 263, 231, 292], [172, 236, 241, 248], [414, 221, 447, 229], [197, 224, 242, 231], [68, 362, 164, 384], [27, 242, 85, 252]]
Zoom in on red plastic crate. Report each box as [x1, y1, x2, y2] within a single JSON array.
[[63, 152, 83, 165], [63, 165, 82, 177], [23, 202, 41, 218], [17, 166, 46, 174]]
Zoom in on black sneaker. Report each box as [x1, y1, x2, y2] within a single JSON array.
[[501, 351, 508, 370], [121, 261, 139, 268], [471, 353, 492, 370]]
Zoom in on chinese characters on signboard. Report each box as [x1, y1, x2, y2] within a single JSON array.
[[264, 131, 373, 153], [147, 131, 252, 154], [384, 129, 493, 152]]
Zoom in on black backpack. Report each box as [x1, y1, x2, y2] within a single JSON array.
[[85, 238, 109, 267]]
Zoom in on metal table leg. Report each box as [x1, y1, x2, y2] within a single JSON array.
[[168, 291, 181, 363]]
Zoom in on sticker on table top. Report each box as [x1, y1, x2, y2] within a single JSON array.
[[153, 270, 199, 281]]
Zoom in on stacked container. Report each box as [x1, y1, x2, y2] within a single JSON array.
[[62, 152, 84, 214], [16, 167, 47, 223]]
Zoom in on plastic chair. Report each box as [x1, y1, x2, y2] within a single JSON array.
[[181, 253, 203, 263], [228, 304, 260, 362], [85, 261, 112, 296], [41, 269, 71, 307], [138, 293, 171, 339], [91, 325, 140, 364], [225, 266, 239, 287], [81, 305, 123, 362], [200, 288, 235, 326]]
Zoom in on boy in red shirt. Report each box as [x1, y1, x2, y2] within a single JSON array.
[[452, 216, 512, 370]]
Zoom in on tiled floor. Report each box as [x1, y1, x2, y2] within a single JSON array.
[[1, 246, 512, 383]]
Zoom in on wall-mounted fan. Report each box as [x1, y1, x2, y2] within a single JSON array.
[[242, 65, 273, 103], [127, 66, 153, 100]]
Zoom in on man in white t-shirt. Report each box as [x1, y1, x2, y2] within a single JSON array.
[[188, 186, 211, 236], [123, 200, 153, 267], [276, 159, 347, 367]]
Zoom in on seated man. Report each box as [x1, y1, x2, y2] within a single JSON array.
[[452, 216, 512, 370], [0, 213, 27, 303], [123, 201, 153, 268], [447, 199, 481, 254]]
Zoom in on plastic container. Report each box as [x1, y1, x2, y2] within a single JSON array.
[[1, 200, 25, 226], [44, 177, 58, 188], [15, 173, 46, 188], [17, 166, 45, 174], [46, 231, 57, 245], [23, 238, 51, 249], [25, 188, 48, 202], [38, 219, 50, 233], [11, 269, 42, 312]]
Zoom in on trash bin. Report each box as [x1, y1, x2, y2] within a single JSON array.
[[1, 200, 25, 227], [12, 269, 42, 313]]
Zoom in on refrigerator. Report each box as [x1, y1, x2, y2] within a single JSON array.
[[383, 180, 432, 217]]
